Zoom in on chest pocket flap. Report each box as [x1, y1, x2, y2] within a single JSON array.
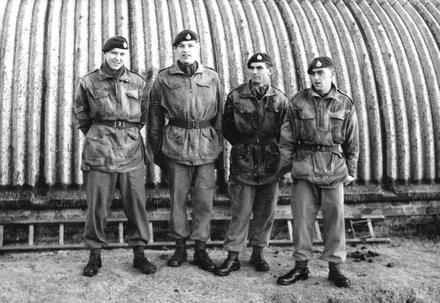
[[163, 79, 185, 89], [299, 109, 315, 120], [195, 78, 213, 87], [329, 110, 346, 120], [90, 89, 109, 99], [233, 100, 256, 114]]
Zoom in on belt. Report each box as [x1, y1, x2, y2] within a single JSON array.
[[168, 119, 211, 129], [239, 136, 276, 145], [297, 144, 340, 152], [94, 120, 140, 128]]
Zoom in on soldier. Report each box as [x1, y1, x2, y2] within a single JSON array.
[[277, 56, 359, 287], [74, 36, 156, 277], [147, 30, 224, 272], [214, 53, 287, 276]]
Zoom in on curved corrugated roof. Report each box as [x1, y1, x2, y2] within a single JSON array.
[[0, 0, 439, 186]]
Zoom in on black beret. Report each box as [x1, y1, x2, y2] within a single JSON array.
[[173, 30, 198, 46], [102, 36, 129, 53], [247, 53, 273, 68], [307, 56, 334, 74]]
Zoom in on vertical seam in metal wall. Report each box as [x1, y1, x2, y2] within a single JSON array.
[[360, 0, 410, 182], [373, 0, 424, 182], [324, 0, 370, 182], [345, 0, 397, 183]]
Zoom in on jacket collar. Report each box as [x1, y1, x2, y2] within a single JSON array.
[[97, 64, 132, 82], [169, 61, 204, 75], [240, 80, 276, 99], [310, 83, 337, 99]]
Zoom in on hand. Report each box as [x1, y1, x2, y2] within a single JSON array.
[[280, 172, 294, 187], [343, 175, 355, 186]]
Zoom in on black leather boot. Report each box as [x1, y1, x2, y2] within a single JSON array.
[[83, 249, 102, 277], [214, 251, 240, 276], [250, 246, 270, 272], [328, 262, 351, 288], [133, 246, 157, 274], [277, 260, 310, 285], [192, 240, 216, 272], [167, 239, 187, 267]]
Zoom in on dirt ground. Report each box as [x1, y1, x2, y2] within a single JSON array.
[[0, 237, 439, 303]]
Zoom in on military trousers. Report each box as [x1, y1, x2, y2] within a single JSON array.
[[83, 167, 151, 249], [291, 180, 346, 263], [223, 180, 279, 252], [165, 161, 215, 241]]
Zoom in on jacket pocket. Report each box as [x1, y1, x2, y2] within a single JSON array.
[[125, 90, 142, 119], [89, 89, 114, 117], [124, 128, 142, 159], [195, 78, 215, 105], [329, 110, 345, 144], [83, 127, 107, 167], [164, 79, 185, 89], [331, 151, 348, 177], [298, 109, 315, 141], [231, 144, 254, 174], [162, 126, 186, 156], [234, 101, 258, 125], [291, 150, 313, 178], [200, 127, 220, 158], [264, 143, 281, 175]]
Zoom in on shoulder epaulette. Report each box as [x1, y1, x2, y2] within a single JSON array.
[[290, 89, 308, 102], [82, 68, 99, 78], [336, 88, 354, 104], [127, 69, 144, 80], [204, 66, 217, 72], [271, 86, 287, 98]]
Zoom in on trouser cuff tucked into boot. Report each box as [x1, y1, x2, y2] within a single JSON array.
[[168, 239, 187, 267], [214, 251, 240, 276], [276, 260, 309, 285], [250, 246, 269, 272], [133, 246, 157, 275], [83, 249, 102, 277], [193, 241, 216, 272], [328, 262, 351, 288]]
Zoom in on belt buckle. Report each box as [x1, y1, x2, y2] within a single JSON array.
[[189, 120, 198, 128], [316, 145, 322, 151], [114, 120, 123, 128]]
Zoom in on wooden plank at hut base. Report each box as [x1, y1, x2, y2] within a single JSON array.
[[29, 224, 34, 246], [118, 222, 124, 243], [0, 236, 391, 253], [0, 225, 3, 246], [59, 224, 64, 245], [0, 208, 390, 252], [148, 222, 154, 243], [287, 220, 293, 241]]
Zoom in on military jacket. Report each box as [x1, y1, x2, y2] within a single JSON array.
[[279, 85, 359, 187], [74, 65, 148, 172], [147, 63, 224, 165], [223, 82, 287, 185]]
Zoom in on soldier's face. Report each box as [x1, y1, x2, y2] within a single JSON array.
[[175, 41, 199, 64], [310, 68, 334, 95], [249, 63, 271, 87], [104, 48, 128, 70]]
